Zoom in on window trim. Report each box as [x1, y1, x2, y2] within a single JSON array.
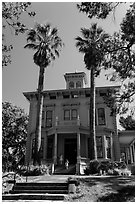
[[98, 108, 106, 126], [46, 110, 53, 127], [96, 136, 103, 158], [64, 109, 78, 121]]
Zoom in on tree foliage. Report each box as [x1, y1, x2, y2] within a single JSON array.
[[119, 116, 135, 131], [77, 2, 135, 115], [24, 23, 64, 68], [2, 2, 36, 67], [2, 102, 28, 172]]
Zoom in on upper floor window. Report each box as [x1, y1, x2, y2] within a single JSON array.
[[69, 81, 74, 89], [46, 110, 53, 127], [64, 109, 70, 120], [98, 108, 106, 125], [76, 81, 81, 88], [64, 109, 77, 120], [71, 109, 77, 120]]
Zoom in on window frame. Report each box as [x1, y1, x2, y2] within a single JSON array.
[[98, 108, 106, 126], [76, 81, 82, 88], [69, 81, 74, 89], [64, 109, 70, 120], [96, 136, 103, 158], [71, 109, 77, 120], [46, 110, 53, 128]]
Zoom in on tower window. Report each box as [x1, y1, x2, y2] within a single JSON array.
[[69, 81, 74, 89], [76, 81, 82, 88]]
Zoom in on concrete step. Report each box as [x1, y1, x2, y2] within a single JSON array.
[[11, 189, 68, 194], [4, 181, 69, 201], [13, 185, 68, 191], [2, 193, 66, 201]]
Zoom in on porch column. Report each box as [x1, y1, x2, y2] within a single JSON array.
[[130, 146, 133, 164], [110, 132, 114, 160], [103, 135, 107, 159], [53, 133, 57, 165], [77, 132, 81, 174]]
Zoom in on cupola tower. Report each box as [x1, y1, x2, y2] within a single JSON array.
[[64, 71, 87, 89]]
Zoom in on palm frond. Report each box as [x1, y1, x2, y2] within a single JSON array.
[[24, 43, 39, 50]]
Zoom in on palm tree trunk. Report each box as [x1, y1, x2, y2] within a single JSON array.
[[89, 66, 97, 160], [33, 66, 45, 166]]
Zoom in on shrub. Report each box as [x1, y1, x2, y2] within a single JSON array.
[[18, 165, 49, 176], [84, 159, 128, 175]]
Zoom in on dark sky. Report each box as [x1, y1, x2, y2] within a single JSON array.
[[2, 2, 129, 114]]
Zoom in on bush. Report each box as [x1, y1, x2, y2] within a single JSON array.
[[18, 165, 49, 176], [84, 159, 128, 175]]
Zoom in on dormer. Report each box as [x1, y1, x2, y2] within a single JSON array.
[[64, 71, 87, 89]]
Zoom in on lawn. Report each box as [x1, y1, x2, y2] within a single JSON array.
[[65, 176, 135, 202]]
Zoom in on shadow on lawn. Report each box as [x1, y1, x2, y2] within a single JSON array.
[[80, 176, 135, 189], [97, 185, 135, 202]]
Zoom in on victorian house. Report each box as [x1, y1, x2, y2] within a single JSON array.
[[24, 71, 122, 174]]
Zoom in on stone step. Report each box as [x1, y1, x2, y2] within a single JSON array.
[[11, 189, 68, 194], [2, 193, 66, 201], [15, 182, 68, 186], [13, 185, 68, 191]]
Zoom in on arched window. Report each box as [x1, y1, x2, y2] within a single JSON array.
[[76, 81, 81, 88], [69, 81, 74, 89]]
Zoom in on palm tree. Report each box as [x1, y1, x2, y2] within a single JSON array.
[[76, 23, 109, 160], [24, 23, 64, 165]]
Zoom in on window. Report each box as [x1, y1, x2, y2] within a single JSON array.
[[64, 109, 77, 120], [72, 109, 77, 120], [64, 110, 70, 120], [76, 81, 81, 88], [96, 136, 103, 158], [98, 108, 106, 125], [106, 137, 111, 158], [69, 81, 74, 89], [46, 110, 53, 127], [50, 95, 56, 99], [63, 95, 70, 99]]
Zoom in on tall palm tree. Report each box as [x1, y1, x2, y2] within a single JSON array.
[[24, 23, 64, 165], [76, 23, 109, 160]]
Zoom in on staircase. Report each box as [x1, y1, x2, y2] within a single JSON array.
[[2, 182, 68, 201]]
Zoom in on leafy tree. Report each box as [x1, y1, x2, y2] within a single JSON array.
[[24, 23, 64, 165], [2, 2, 36, 67], [77, 2, 135, 115], [119, 116, 135, 131], [2, 102, 28, 172], [75, 23, 110, 160]]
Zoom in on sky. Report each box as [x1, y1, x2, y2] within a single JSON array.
[[2, 2, 130, 114]]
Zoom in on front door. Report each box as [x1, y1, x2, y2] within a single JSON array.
[[64, 138, 77, 164]]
